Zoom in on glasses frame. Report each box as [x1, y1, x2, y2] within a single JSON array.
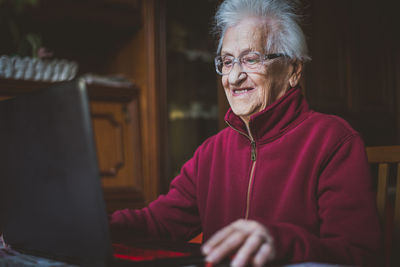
[[214, 51, 286, 76]]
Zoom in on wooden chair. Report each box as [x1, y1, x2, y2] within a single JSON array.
[[366, 146, 400, 267]]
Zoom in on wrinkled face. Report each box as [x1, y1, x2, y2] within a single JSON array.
[[221, 18, 298, 124]]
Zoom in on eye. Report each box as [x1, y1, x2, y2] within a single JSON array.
[[222, 57, 234, 66], [242, 54, 260, 65]]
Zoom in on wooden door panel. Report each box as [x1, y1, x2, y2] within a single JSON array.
[[91, 102, 141, 188], [91, 100, 145, 212]]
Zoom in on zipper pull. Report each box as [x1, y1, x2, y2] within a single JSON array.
[[251, 141, 257, 161]]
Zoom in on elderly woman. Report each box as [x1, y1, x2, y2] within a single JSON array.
[[110, 0, 381, 266]]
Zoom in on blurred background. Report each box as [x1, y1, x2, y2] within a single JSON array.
[[0, 0, 398, 210]]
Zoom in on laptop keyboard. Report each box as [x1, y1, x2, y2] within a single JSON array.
[[0, 237, 78, 267]]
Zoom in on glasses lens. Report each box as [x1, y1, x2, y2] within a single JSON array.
[[215, 56, 235, 75], [241, 52, 262, 71], [215, 56, 223, 75], [214, 52, 266, 75]]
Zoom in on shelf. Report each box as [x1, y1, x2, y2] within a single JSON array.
[[0, 78, 139, 103], [2, 0, 144, 80]]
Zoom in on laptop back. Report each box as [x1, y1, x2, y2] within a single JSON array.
[[0, 80, 112, 266]]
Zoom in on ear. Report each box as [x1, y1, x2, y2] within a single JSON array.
[[288, 61, 303, 88]]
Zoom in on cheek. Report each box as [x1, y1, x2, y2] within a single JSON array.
[[260, 64, 291, 101], [222, 77, 228, 90], [253, 76, 271, 98], [266, 63, 291, 88]]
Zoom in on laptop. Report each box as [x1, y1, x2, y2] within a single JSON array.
[[0, 80, 206, 267]]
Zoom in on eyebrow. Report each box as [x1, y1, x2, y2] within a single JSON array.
[[220, 48, 254, 57]]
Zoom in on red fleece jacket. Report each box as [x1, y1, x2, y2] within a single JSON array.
[[110, 88, 382, 266]]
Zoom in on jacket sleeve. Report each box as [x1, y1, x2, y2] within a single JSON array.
[[109, 154, 202, 242], [259, 134, 382, 266]]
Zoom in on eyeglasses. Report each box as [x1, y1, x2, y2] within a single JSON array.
[[214, 51, 286, 76]]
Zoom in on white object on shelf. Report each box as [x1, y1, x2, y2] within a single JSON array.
[[0, 55, 79, 82]]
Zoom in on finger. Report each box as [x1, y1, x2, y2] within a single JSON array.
[[253, 242, 275, 267], [202, 225, 236, 254], [203, 218, 249, 253], [230, 233, 265, 267], [205, 230, 246, 264]]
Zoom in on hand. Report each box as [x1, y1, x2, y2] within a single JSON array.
[[201, 219, 275, 267]]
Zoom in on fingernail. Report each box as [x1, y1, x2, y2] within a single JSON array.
[[205, 254, 216, 263], [231, 257, 244, 267], [202, 245, 210, 254]]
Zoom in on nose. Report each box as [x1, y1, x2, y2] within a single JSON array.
[[228, 61, 247, 85]]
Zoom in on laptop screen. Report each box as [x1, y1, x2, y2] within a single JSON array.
[[0, 80, 113, 266]]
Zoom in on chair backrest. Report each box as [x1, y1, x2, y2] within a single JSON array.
[[366, 146, 400, 267]]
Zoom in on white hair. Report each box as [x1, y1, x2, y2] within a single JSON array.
[[214, 0, 311, 62]]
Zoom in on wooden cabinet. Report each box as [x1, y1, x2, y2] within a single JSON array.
[[1, 0, 168, 209], [89, 86, 145, 213], [90, 92, 146, 212], [0, 78, 147, 212]]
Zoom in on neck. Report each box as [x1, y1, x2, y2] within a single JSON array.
[[241, 117, 254, 140]]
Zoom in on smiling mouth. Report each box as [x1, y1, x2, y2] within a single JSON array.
[[233, 88, 254, 95]]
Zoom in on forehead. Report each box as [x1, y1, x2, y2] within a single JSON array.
[[221, 18, 268, 55]]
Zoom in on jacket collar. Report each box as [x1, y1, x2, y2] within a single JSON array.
[[224, 87, 311, 143]]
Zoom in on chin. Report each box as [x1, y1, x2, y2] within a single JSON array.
[[229, 98, 263, 116], [231, 108, 257, 118]]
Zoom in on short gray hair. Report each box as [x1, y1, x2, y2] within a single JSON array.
[[214, 0, 310, 62]]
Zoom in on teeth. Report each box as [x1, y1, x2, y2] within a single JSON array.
[[235, 89, 248, 93]]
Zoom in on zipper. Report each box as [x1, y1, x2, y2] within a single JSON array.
[[225, 120, 257, 220], [245, 159, 257, 219], [225, 121, 251, 140], [251, 141, 257, 161]]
